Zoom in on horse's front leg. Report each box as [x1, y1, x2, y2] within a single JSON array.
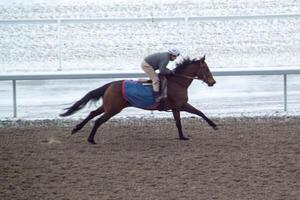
[[181, 103, 218, 130], [172, 109, 189, 140]]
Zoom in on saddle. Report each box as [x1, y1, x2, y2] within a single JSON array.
[[138, 74, 168, 101], [122, 75, 167, 111]]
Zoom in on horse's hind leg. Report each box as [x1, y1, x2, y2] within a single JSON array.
[[87, 111, 119, 144], [72, 106, 104, 134], [87, 80, 128, 144]]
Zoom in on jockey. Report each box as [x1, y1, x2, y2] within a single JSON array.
[[141, 48, 180, 102]]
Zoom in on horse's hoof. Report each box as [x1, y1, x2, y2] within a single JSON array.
[[71, 125, 81, 134], [213, 126, 218, 130], [179, 137, 190, 140], [88, 138, 96, 144], [71, 128, 78, 135]]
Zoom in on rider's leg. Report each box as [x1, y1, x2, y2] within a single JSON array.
[[141, 60, 160, 101]]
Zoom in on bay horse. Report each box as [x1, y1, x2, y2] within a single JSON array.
[[60, 55, 218, 144]]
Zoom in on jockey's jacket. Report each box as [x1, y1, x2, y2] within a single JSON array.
[[144, 52, 171, 74]]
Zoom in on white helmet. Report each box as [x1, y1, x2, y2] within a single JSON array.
[[168, 48, 180, 56]]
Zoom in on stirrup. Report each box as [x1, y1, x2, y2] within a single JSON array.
[[154, 92, 164, 103]]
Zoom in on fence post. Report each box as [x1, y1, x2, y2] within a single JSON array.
[[12, 80, 17, 117], [57, 19, 62, 71], [283, 74, 287, 112]]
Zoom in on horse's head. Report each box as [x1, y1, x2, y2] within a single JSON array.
[[196, 55, 216, 87]]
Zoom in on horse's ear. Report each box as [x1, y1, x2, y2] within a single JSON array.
[[199, 55, 206, 62]]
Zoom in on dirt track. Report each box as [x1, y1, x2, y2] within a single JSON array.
[[1, 117, 300, 200]]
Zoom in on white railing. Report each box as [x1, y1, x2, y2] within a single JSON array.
[[1, 67, 300, 117], [1, 13, 300, 70]]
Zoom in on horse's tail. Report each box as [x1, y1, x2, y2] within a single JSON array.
[[60, 82, 112, 117]]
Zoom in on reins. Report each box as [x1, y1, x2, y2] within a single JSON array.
[[175, 74, 202, 80]]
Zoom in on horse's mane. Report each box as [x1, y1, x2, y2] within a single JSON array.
[[173, 57, 198, 74]]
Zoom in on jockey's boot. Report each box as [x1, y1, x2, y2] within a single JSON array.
[[158, 99, 165, 111]]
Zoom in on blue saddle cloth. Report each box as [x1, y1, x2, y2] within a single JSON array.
[[122, 80, 158, 109]]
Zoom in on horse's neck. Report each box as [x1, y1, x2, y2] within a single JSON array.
[[170, 64, 198, 88], [168, 74, 194, 89]]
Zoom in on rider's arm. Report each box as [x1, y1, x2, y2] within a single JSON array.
[[158, 54, 173, 75]]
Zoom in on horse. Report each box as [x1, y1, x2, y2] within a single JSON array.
[[60, 55, 218, 144]]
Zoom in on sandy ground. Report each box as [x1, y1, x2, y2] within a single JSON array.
[[0, 117, 300, 200]]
